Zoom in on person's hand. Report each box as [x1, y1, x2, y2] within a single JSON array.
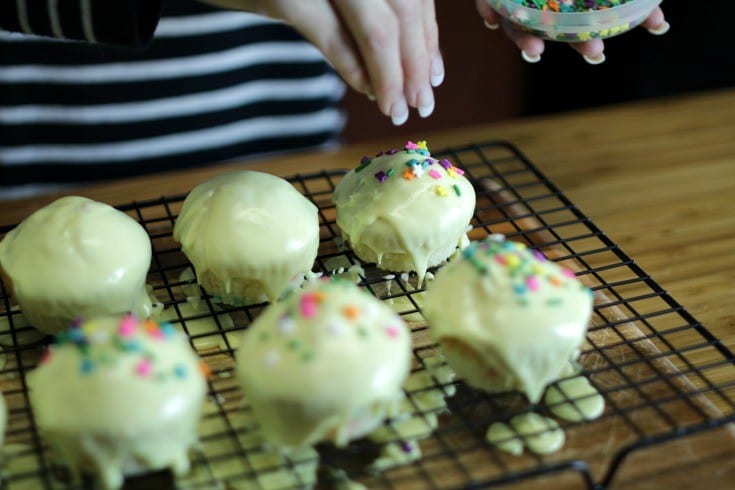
[[199, 0, 443, 126], [475, 1, 669, 64]]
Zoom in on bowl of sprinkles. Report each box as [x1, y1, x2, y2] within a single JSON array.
[[486, 0, 663, 42]]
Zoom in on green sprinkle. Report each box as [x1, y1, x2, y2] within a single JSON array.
[[356, 156, 372, 172], [358, 326, 369, 338], [547, 298, 563, 307], [287, 339, 301, 350], [453, 184, 461, 196], [387, 168, 395, 177], [302, 351, 315, 362]]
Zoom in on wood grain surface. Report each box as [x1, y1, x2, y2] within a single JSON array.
[[1, 88, 734, 488]]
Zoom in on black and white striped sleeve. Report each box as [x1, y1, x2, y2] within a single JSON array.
[[0, 0, 163, 46]]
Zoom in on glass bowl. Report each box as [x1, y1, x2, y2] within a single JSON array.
[[486, 0, 663, 42]]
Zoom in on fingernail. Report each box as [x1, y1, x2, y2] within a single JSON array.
[[521, 50, 541, 64], [583, 52, 606, 65], [430, 52, 445, 87], [390, 99, 409, 126], [417, 89, 435, 118], [483, 20, 500, 30], [366, 89, 376, 101], [647, 21, 670, 36]]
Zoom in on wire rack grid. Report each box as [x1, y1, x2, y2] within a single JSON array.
[[1, 141, 734, 489]]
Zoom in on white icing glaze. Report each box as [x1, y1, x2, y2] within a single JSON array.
[[184, 402, 319, 489], [27, 315, 207, 490], [161, 301, 237, 352], [545, 376, 605, 422], [0, 196, 152, 335], [368, 354, 455, 471], [423, 236, 593, 403], [237, 279, 411, 448], [173, 171, 319, 304], [333, 142, 476, 284], [486, 413, 565, 455]]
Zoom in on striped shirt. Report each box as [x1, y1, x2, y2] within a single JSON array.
[[0, 1, 346, 200]]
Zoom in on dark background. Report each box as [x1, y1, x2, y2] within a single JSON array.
[[342, 1, 734, 143]]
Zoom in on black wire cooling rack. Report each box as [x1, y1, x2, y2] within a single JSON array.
[[1, 141, 735, 490]]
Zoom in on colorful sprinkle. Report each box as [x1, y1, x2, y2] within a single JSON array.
[[438, 159, 452, 169], [356, 156, 372, 172], [40, 349, 52, 364], [405, 141, 419, 150], [385, 325, 400, 339], [402, 168, 416, 181], [386, 168, 395, 177], [429, 169, 442, 180], [453, 184, 462, 196], [278, 315, 296, 335], [405, 158, 421, 168], [387, 148, 399, 155], [80, 358, 95, 374], [435, 185, 449, 197], [375, 170, 387, 183], [135, 359, 152, 377], [527, 275, 541, 292], [562, 268, 576, 278], [343, 306, 359, 320], [118, 315, 138, 338], [416, 141, 428, 150], [412, 164, 424, 178], [174, 364, 188, 378], [265, 350, 279, 368], [199, 362, 212, 379]]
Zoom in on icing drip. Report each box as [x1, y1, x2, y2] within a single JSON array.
[[486, 413, 565, 455], [545, 376, 605, 422]]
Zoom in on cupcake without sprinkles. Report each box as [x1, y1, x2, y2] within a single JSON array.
[[333, 141, 476, 285], [0, 196, 153, 335], [486, 0, 663, 41], [422, 235, 594, 403], [173, 170, 320, 305], [237, 278, 411, 448], [27, 315, 207, 490]]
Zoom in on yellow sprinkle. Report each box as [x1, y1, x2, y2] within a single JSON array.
[[447, 167, 458, 179], [506, 254, 521, 268], [435, 185, 448, 197], [417, 140, 428, 150]]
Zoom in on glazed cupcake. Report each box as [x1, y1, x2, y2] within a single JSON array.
[[27, 315, 207, 490], [0, 196, 152, 335], [333, 141, 476, 284], [173, 170, 320, 305], [422, 235, 593, 402], [237, 278, 411, 448]]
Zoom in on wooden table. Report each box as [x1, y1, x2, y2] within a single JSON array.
[[2, 87, 734, 488]]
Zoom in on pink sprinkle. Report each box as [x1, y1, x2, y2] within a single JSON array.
[[405, 141, 419, 150], [136, 359, 152, 377], [429, 169, 442, 180], [40, 349, 52, 364], [118, 315, 137, 337], [562, 268, 575, 278], [494, 254, 507, 266], [453, 167, 465, 175], [527, 276, 540, 292], [385, 326, 400, 339], [300, 295, 317, 318]]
